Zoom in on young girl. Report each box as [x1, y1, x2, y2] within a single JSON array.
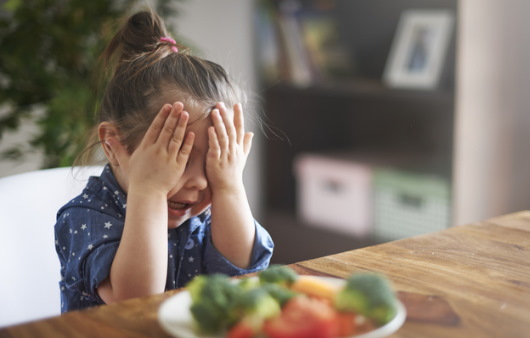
[[54, 10, 274, 312]]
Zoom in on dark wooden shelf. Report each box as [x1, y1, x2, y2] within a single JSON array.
[[263, 80, 454, 103], [259, 0, 458, 261], [263, 210, 381, 265], [263, 83, 455, 212]]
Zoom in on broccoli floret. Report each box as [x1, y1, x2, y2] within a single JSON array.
[[187, 274, 241, 333], [229, 287, 281, 333], [260, 283, 298, 306], [258, 264, 298, 286], [186, 274, 208, 302], [334, 273, 398, 325], [232, 287, 281, 319], [238, 276, 260, 291]]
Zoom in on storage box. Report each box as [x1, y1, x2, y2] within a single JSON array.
[[373, 168, 450, 241], [294, 153, 373, 237]]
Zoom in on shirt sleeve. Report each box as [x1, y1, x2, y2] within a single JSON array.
[[203, 220, 274, 275], [56, 206, 123, 304]]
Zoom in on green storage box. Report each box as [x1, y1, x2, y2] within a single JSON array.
[[373, 168, 451, 240]]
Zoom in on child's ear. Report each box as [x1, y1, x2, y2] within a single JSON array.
[[98, 122, 121, 166]]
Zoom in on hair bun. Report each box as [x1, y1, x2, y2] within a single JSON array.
[[123, 11, 168, 57], [103, 10, 170, 64]]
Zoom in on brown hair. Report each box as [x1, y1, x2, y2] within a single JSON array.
[[86, 10, 245, 159]]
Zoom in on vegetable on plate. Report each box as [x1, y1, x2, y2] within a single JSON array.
[[185, 265, 399, 338]]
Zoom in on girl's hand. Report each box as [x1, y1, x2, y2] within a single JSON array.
[[99, 102, 194, 303], [108, 102, 195, 197], [207, 102, 256, 268], [206, 102, 253, 194]]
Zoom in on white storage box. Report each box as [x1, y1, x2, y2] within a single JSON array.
[[294, 153, 373, 237]]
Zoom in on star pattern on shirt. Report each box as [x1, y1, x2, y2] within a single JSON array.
[[81, 224, 87, 230], [104, 221, 112, 229]]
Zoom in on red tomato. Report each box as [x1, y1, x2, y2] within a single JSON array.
[[335, 312, 357, 337], [227, 321, 256, 338], [263, 296, 339, 338]]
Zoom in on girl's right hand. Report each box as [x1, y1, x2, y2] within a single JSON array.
[[99, 102, 194, 302], [107, 102, 195, 197]]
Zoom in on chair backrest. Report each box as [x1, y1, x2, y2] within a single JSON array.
[[0, 166, 104, 327]]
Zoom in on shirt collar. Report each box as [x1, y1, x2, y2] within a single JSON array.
[[96, 164, 127, 215]]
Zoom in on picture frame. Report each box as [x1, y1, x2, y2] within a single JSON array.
[[383, 10, 455, 90]]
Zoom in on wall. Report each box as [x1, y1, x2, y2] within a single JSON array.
[[454, 0, 530, 225]]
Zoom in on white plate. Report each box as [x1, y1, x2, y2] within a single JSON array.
[[158, 276, 406, 338]]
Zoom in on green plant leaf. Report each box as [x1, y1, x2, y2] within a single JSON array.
[[3, 0, 22, 12], [0, 0, 182, 168]]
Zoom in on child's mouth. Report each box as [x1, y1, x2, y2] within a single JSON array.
[[168, 201, 190, 210], [167, 200, 197, 217]]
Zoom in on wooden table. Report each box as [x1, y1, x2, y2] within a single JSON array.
[[1, 211, 529, 338]]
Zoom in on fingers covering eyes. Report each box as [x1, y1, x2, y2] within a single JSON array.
[[209, 103, 252, 153], [176, 131, 195, 164], [208, 125, 220, 159], [167, 110, 190, 155], [158, 103, 185, 146], [234, 103, 245, 144], [143, 102, 194, 162], [144, 104, 173, 144], [211, 109, 229, 149]]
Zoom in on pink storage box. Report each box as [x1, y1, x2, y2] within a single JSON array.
[[294, 153, 373, 237]]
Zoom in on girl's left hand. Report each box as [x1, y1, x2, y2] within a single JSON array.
[[206, 102, 253, 194]]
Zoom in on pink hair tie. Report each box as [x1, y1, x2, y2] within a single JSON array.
[[160, 37, 178, 53]]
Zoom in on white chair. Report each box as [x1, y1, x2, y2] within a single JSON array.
[[0, 166, 104, 327]]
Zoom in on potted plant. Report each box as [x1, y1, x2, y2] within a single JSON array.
[[0, 0, 180, 168]]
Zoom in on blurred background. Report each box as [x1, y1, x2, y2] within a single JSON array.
[[2, 0, 530, 264]]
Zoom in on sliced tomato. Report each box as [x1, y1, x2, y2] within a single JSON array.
[[227, 321, 256, 338], [335, 312, 357, 337], [263, 296, 339, 338]]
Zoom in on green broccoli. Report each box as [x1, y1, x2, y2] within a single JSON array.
[[186, 274, 208, 302], [260, 282, 298, 306], [258, 264, 298, 286], [238, 276, 260, 291], [232, 287, 281, 319], [229, 287, 281, 334], [334, 273, 398, 325], [187, 274, 241, 333]]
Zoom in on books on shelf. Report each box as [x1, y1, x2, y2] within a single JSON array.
[[255, 1, 282, 84], [255, 0, 352, 87], [277, 0, 314, 86]]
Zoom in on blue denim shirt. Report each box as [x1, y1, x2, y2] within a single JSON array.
[[54, 165, 274, 312]]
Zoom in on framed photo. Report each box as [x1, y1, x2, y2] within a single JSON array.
[[383, 10, 454, 90]]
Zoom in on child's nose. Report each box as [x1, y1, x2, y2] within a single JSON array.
[[184, 166, 208, 191]]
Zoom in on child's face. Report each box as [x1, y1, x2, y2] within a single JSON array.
[[166, 113, 213, 229]]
